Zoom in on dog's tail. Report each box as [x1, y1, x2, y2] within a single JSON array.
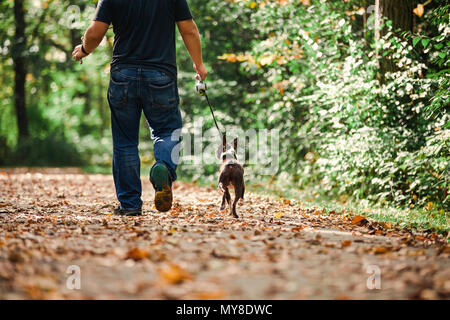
[[225, 162, 240, 169]]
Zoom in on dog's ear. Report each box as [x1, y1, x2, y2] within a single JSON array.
[[222, 134, 227, 153], [216, 145, 223, 160], [233, 138, 238, 151]]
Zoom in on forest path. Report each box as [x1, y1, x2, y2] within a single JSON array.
[[0, 168, 449, 299]]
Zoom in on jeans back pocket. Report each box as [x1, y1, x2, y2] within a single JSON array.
[[148, 79, 178, 109], [108, 76, 129, 109]]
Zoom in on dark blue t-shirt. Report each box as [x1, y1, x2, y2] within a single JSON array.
[[94, 0, 193, 79]]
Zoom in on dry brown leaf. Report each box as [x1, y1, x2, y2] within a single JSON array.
[[415, 235, 426, 241], [413, 4, 424, 17], [351, 215, 368, 225], [126, 248, 149, 261], [159, 264, 192, 284], [407, 249, 426, 256], [373, 247, 389, 254], [274, 212, 283, 218], [341, 240, 352, 248], [195, 290, 227, 300]]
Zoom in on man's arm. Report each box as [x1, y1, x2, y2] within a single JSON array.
[[72, 21, 109, 63], [177, 19, 207, 80]]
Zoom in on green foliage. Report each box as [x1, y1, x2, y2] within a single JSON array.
[[5, 134, 84, 166], [215, 0, 449, 211]]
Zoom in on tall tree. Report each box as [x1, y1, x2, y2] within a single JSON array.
[[375, 0, 416, 77], [13, 0, 29, 141]]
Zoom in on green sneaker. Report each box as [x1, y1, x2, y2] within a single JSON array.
[[151, 164, 173, 212]]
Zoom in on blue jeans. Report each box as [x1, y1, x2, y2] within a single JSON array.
[[108, 66, 182, 210]]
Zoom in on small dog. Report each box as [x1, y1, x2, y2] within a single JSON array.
[[217, 135, 245, 218]]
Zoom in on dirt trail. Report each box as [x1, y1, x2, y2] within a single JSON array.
[[0, 168, 449, 299]]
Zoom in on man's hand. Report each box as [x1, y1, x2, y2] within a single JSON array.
[[72, 45, 88, 63], [72, 21, 109, 64], [194, 63, 208, 81]]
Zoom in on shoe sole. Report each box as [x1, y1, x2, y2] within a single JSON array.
[[121, 211, 142, 216], [152, 164, 173, 212], [114, 209, 142, 216]]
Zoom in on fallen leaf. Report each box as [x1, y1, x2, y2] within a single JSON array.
[[158, 264, 192, 284], [415, 235, 426, 241], [274, 212, 283, 218], [407, 249, 426, 256], [373, 247, 389, 254], [351, 215, 368, 225], [341, 240, 352, 248], [195, 290, 227, 300], [126, 248, 149, 261]]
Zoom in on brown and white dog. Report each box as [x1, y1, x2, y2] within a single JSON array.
[[216, 135, 245, 218]]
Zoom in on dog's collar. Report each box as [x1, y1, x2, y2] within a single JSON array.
[[220, 150, 237, 160]]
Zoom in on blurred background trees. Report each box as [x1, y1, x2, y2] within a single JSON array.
[[0, 0, 448, 212]]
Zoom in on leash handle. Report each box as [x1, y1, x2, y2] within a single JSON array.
[[195, 74, 207, 96], [195, 73, 223, 137]]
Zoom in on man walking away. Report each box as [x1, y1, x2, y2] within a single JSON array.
[[72, 0, 207, 215]]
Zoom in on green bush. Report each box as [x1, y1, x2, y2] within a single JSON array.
[[8, 134, 85, 167], [216, 0, 449, 211]]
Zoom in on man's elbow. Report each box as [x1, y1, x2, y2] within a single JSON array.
[[178, 20, 199, 37], [85, 27, 105, 43]]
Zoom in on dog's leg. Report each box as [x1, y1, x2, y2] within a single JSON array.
[[224, 188, 231, 205], [222, 187, 232, 214], [220, 193, 227, 211], [238, 184, 245, 206], [231, 189, 240, 218]]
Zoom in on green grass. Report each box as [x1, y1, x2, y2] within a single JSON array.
[[81, 165, 111, 175], [246, 180, 449, 235], [82, 165, 154, 176]]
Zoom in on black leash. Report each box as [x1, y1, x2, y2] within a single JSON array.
[[195, 76, 224, 137], [204, 92, 224, 137]]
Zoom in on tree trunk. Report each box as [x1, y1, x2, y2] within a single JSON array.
[[376, 0, 416, 78], [13, 0, 29, 141]]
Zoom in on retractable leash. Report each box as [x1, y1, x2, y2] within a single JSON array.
[[195, 74, 224, 137]]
